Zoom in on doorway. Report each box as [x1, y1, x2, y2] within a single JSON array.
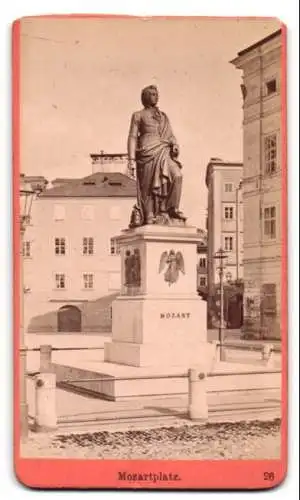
[[57, 305, 82, 332]]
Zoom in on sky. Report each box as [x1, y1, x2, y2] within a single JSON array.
[[20, 16, 281, 227]]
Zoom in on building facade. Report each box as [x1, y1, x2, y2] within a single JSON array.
[[206, 158, 244, 292], [196, 230, 208, 292], [231, 29, 283, 339], [23, 158, 136, 333]]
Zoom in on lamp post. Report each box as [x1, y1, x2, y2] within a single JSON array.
[[235, 180, 243, 281], [214, 248, 228, 361], [225, 271, 233, 329], [19, 182, 36, 439]]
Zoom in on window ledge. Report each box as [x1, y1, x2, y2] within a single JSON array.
[[263, 91, 280, 102], [262, 239, 278, 245], [264, 170, 280, 178]]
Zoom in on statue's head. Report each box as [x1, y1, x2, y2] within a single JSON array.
[[141, 85, 159, 107]]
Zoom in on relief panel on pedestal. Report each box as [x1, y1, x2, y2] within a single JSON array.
[[122, 246, 142, 296]]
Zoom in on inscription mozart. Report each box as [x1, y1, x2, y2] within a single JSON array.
[[160, 312, 191, 319]]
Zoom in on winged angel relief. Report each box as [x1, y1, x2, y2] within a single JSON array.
[[159, 250, 185, 285]]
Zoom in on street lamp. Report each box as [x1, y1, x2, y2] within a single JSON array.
[[213, 247, 228, 361], [19, 182, 36, 439]]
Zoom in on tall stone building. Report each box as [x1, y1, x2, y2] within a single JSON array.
[[205, 158, 244, 328], [231, 29, 283, 339], [206, 158, 244, 287]]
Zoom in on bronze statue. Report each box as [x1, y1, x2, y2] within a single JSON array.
[[127, 85, 186, 226]]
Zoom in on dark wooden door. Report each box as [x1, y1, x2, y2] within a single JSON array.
[[227, 294, 243, 328], [58, 306, 82, 332]]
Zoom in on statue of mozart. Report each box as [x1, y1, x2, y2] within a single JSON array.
[[127, 85, 187, 227]]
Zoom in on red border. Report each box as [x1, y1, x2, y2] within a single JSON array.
[[13, 18, 21, 466], [13, 16, 288, 490]]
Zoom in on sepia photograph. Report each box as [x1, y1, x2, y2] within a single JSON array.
[[14, 14, 286, 489]]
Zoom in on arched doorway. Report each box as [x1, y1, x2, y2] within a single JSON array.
[[57, 305, 82, 332]]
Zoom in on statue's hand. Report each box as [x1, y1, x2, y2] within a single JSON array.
[[128, 159, 136, 174], [171, 144, 179, 158]]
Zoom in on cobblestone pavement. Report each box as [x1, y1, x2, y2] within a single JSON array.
[[21, 419, 281, 460]]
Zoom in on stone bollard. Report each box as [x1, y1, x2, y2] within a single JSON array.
[[40, 345, 52, 373], [188, 368, 208, 421], [262, 343, 275, 367], [34, 373, 57, 432]]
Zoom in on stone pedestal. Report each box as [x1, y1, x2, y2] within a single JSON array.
[[104, 225, 210, 373]]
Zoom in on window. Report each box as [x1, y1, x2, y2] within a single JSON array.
[[199, 257, 206, 268], [266, 79, 277, 95], [224, 206, 234, 219], [54, 205, 65, 221], [199, 276, 207, 287], [110, 238, 120, 255], [264, 134, 277, 175], [83, 273, 94, 289], [55, 273, 66, 289], [264, 206, 276, 239], [83, 237, 94, 255], [55, 237, 66, 255], [224, 183, 233, 192], [224, 236, 234, 251], [81, 205, 94, 220], [22, 241, 31, 257]]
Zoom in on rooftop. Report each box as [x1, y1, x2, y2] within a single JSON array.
[[40, 171, 136, 198], [205, 159, 243, 187], [237, 28, 282, 57], [230, 29, 282, 68]]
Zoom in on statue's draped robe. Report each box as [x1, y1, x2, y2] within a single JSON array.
[[128, 107, 182, 223]]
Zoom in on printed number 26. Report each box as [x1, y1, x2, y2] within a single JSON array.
[[264, 472, 275, 481]]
